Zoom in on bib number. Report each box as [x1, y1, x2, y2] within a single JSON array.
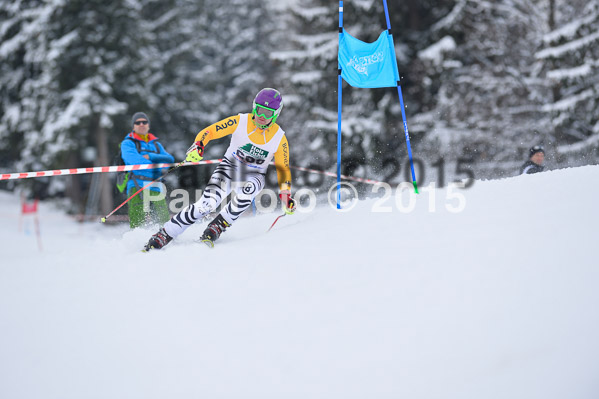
[[235, 142, 270, 166], [236, 151, 266, 165]]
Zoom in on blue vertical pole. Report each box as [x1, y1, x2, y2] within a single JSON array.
[[383, 0, 418, 193], [382, 0, 392, 28], [337, 1, 344, 208]]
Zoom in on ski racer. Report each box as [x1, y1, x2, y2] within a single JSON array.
[[143, 88, 295, 250]]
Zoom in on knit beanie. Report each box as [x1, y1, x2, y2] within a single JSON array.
[[529, 145, 545, 158], [131, 112, 150, 127]]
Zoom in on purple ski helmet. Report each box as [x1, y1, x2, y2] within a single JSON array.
[[252, 88, 283, 128]]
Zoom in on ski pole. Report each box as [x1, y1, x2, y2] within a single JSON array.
[[100, 161, 186, 223], [267, 213, 286, 232]]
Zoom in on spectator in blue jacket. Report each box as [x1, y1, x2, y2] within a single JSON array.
[[121, 112, 174, 228]]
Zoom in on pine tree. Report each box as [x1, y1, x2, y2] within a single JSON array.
[[535, 1, 599, 167], [408, 0, 552, 178], [272, 0, 400, 185], [0, 0, 62, 170], [145, 0, 275, 156], [0, 0, 156, 213]]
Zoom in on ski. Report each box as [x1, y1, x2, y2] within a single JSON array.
[[200, 238, 215, 248]]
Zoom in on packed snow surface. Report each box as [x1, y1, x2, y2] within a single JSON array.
[[1, 166, 598, 399]]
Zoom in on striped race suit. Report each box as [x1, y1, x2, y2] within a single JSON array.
[[163, 113, 291, 238]]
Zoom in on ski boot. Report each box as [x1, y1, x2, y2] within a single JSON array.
[[200, 214, 230, 248], [143, 227, 173, 251]]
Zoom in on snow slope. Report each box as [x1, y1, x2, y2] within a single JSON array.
[[1, 166, 598, 399]]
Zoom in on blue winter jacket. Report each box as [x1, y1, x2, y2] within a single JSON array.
[[121, 132, 175, 193]]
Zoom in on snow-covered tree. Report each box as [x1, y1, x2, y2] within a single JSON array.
[[535, 1, 599, 167], [0, 0, 63, 170], [3, 0, 598, 209], [407, 0, 553, 179], [272, 0, 406, 185], [0, 0, 280, 207], [0, 0, 157, 212], [146, 0, 275, 158]]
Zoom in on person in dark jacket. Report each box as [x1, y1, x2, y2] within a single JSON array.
[[121, 112, 174, 228], [520, 145, 545, 175]]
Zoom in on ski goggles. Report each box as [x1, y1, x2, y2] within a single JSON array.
[[254, 105, 277, 119]]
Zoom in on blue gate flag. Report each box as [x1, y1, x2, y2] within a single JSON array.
[[338, 30, 400, 88]]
